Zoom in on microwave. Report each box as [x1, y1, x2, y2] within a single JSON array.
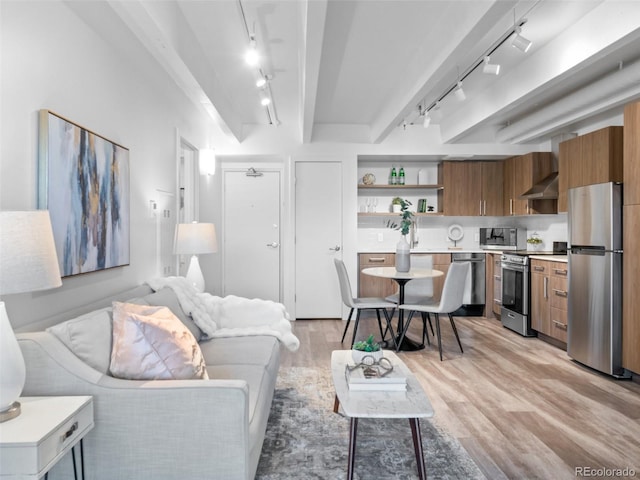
[[479, 228, 526, 250]]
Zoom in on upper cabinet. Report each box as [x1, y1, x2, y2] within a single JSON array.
[[503, 153, 555, 215], [558, 126, 623, 212], [443, 161, 503, 216], [624, 103, 640, 206]]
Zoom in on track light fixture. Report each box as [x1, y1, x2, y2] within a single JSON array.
[[482, 56, 500, 75], [453, 81, 466, 101], [423, 112, 431, 128], [244, 36, 259, 66], [238, 0, 280, 125], [512, 26, 532, 53]]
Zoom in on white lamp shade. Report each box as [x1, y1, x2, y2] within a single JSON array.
[[0, 211, 62, 295], [174, 222, 218, 255]]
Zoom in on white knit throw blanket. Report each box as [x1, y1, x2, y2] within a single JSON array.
[[147, 277, 300, 352]]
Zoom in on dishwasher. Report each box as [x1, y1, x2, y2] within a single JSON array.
[[451, 252, 485, 316]]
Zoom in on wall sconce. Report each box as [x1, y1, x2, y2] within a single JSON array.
[[199, 149, 216, 176]]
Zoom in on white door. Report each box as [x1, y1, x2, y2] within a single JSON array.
[[295, 161, 343, 318], [223, 169, 281, 301]]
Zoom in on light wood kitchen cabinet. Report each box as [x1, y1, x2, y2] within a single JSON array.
[[503, 153, 555, 215], [624, 102, 640, 206], [485, 253, 502, 319], [443, 161, 503, 216], [623, 204, 640, 373], [530, 260, 551, 336], [549, 263, 568, 343], [530, 259, 568, 345], [358, 253, 396, 297], [432, 253, 451, 300], [560, 126, 623, 201], [558, 136, 580, 212]]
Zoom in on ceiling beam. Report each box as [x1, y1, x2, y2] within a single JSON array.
[[440, 1, 640, 144], [368, 1, 518, 144], [108, 0, 243, 143], [299, 0, 327, 143]]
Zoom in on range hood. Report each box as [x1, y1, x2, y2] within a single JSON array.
[[519, 172, 559, 200]]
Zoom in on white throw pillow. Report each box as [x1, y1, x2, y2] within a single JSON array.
[[110, 302, 208, 381]]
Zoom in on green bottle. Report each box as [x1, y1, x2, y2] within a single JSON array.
[[390, 166, 397, 185], [399, 167, 405, 185]]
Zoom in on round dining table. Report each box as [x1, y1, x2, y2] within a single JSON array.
[[361, 266, 444, 351]]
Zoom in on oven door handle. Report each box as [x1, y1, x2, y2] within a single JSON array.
[[501, 263, 528, 273]]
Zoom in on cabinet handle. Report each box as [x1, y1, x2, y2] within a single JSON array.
[[544, 277, 548, 299], [484, 201, 487, 216], [534, 266, 545, 272], [510, 199, 513, 216], [368, 257, 386, 263], [552, 320, 567, 330], [61, 421, 78, 442], [494, 275, 501, 280], [553, 289, 568, 298], [553, 268, 567, 276], [479, 200, 482, 216], [494, 299, 502, 305]]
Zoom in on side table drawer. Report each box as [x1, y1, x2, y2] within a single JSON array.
[[0, 396, 94, 478]]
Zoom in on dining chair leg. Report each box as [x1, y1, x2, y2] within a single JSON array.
[[340, 308, 354, 343], [396, 310, 415, 353], [375, 309, 385, 341], [420, 312, 430, 346], [382, 308, 396, 339], [350, 309, 362, 349], [427, 314, 435, 337], [381, 309, 397, 350], [448, 313, 464, 354], [434, 313, 443, 361]]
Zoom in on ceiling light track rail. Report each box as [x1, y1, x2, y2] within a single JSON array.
[[237, 0, 280, 126]]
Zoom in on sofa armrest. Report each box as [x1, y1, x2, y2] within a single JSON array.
[[18, 332, 253, 480]]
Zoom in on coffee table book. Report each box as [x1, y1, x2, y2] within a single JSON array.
[[345, 363, 407, 391]]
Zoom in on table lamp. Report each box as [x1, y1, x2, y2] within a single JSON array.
[[174, 222, 217, 292], [0, 211, 62, 422]]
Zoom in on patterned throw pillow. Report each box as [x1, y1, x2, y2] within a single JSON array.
[[109, 302, 208, 380]]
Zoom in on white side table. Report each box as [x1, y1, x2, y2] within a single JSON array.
[[0, 396, 94, 480]]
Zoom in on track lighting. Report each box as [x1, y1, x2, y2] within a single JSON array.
[[244, 37, 259, 66], [422, 112, 431, 128], [260, 93, 271, 106], [453, 81, 466, 101], [256, 77, 267, 88], [512, 26, 532, 53], [482, 56, 500, 75]]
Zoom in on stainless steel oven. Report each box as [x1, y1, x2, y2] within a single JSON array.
[[500, 253, 535, 336]]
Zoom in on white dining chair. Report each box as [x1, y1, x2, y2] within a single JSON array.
[[385, 254, 435, 345], [334, 259, 397, 350], [398, 262, 470, 361]]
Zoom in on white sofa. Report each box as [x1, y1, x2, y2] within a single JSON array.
[[16, 285, 282, 480]]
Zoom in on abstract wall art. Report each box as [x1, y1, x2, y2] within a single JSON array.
[[38, 110, 130, 277]]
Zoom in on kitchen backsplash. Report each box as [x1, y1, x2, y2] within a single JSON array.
[[357, 214, 568, 251]]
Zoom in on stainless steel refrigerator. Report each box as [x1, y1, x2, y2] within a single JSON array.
[[568, 182, 627, 377]]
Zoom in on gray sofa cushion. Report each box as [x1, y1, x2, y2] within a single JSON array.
[[47, 307, 115, 374], [142, 287, 203, 341]]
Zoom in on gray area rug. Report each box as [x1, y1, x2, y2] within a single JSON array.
[[256, 367, 486, 480]]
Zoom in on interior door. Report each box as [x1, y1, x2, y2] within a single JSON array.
[[295, 161, 342, 318], [223, 169, 281, 301]]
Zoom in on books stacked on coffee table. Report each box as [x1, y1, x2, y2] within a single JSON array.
[[345, 359, 407, 391]]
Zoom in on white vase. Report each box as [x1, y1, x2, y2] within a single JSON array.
[[392, 204, 402, 213], [352, 348, 384, 364], [395, 236, 411, 272]]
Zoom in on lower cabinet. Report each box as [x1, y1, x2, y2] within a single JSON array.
[[485, 253, 502, 319], [358, 253, 396, 297], [530, 259, 568, 345]]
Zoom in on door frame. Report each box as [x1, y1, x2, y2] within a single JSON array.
[[220, 159, 288, 303]]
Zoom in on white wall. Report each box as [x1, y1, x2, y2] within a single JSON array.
[[0, 1, 215, 328]]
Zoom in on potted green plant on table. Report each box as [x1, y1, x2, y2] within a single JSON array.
[[352, 334, 384, 364], [386, 198, 414, 272]]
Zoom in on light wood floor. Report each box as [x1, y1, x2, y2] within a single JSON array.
[[281, 314, 640, 479]]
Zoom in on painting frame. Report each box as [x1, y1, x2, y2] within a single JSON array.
[[38, 110, 130, 277]]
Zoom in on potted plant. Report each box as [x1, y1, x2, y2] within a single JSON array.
[[527, 232, 543, 250], [352, 334, 384, 363], [386, 198, 414, 272], [391, 196, 403, 213]]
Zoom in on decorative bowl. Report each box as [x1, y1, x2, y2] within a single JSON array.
[[352, 348, 384, 365]]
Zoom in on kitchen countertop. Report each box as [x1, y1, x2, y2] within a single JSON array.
[[530, 254, 568, 262]]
